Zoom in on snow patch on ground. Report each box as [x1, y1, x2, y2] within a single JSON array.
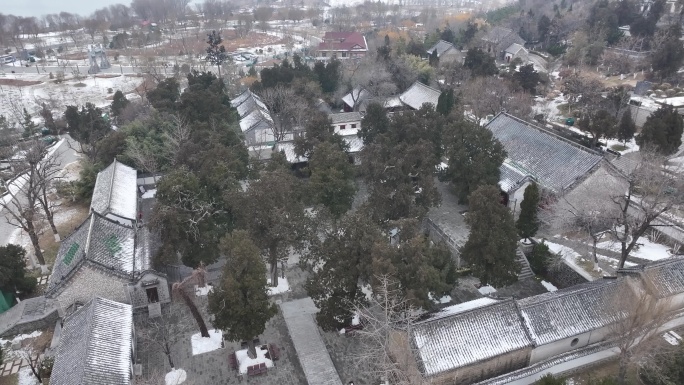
[[597, 237, 672, 261], [142, 189, 157, 199], [267, 277, 290, 295], [235, 345, 275, 374], [165, 368, 187, 385], [191, 330, 223, 355], [541, 280, 558, 292], [194, 284, 213, 296], [478, 285, 497, 295], [0, 331, 42, 346], [18, 367, 40, 385], [544, 241, 595, 281], [429, 293, 452, 304]]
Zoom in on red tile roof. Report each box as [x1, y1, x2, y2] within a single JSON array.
[[318, 32, 367, 51]]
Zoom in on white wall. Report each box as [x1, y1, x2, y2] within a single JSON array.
[[508, 181, 531, 215], [529, 326, 612, 364], [333, 121, 361, 135]]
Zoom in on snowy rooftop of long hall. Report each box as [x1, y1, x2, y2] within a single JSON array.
[[50, 297, 133, 385], [90, 160, 138, 221], [412, 298, 532, 377]]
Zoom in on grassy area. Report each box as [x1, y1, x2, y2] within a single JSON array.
[[611, 144, 628, 152], [38, 203, 89, 267], [565, 358, 639, 384]]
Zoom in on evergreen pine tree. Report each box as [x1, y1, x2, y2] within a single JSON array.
[[205, 30, 227, 77], [636, 105, 683, 155], [436, 89, 454, 116], [208, 231, 277, 358], [21, 108, 37, 138], [110, 90, 130, 119], [462, 185, 520, 287], [0, 244, 37, 295], [617, 111, 636, 143], [308, 142, 356, 219], [429, 48, 439, 66], [516, 182, 540, 241]]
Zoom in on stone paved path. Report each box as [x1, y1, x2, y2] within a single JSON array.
[[280, 298, 343, 385], [0, 354, 41, 377]]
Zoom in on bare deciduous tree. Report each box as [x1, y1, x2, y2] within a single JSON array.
[[172, 265, 210, 338], [607, 275, 675, 385], [259, 85, 308, 142], [354, 275, 426, 385], [137, 303, 195, 369]]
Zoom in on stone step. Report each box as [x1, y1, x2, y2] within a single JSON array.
[[516, 247, 535, 280]]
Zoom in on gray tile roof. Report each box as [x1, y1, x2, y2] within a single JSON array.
[[329, 111, 362, 124], [399, 81, 441, 110], [46, 212, 137, 295], [486, 113, 603, 193], [342, 88, 370, 109], [51, 297, 133, 385], [90, 160, 138, 221], [505, 43, 527, 55], [499, 160, 533, 193], [231, 90, 275, 134], [632, 256, 684, 298], [411, 299, 532, 377], [517, 280, 622, 345], [427, 40, 456, 57]]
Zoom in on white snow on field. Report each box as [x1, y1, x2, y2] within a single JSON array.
[[0, 331, 42, 346], [165, 368, 187, 385], [18, 367, 40, 385], [541, 280, 558, 292], [235, 345, 275, 374], [142, 189, 157, 199], [597, 237, 672, 261], [544, 241, 595, 281], [267, 277, 290, 295], [194, 284, 213, 296], [191, 330, 223, 355], [478, 285, 497, 295]]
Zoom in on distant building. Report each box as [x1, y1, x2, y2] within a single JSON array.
[[317, 31, 368, 60], [51, 297, 134, 385], [342, 81, 441, 113], [426, 40, 464, 64], [480, 26, 525, 60], [231, 89, 281, 147], [503, 43, 529, 63]]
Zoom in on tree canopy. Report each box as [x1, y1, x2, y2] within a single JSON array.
[[0, 244, 36, 295], [637, 105, 683, 155]]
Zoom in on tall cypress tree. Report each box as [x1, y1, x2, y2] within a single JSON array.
[[462, 185, 519, 287], [208, 231, 276, 358], [516, 182, 540, 241], [617, 111, 636, 143]]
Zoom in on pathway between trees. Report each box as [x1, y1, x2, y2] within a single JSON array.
[[280, 298, 343, 385]]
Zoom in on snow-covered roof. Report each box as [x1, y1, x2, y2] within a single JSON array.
[[499, 160, 534, 193], [486, 113, 603, 193], [399, 81, 441, 110], [274, 141, 307, 164], [239, 108, 274, 133], [51, 297, 133, 385], [90, 160, 138, 221], [330, 111, 362, 124], [232, 90, 275, 134], [230, 89, 259, 108], [482, 26, 518, 44], [427, 40, 456, 57], [412, 299, 532, 377], [235, 93, 269, 118], [342, 88, 370, 109], [505, 43, 527, 55], [46, 212, 137, 295], [623, 256, 684, 298], [342, 135, 364, 153], [517, 280, 622, 345], [383, 95, 404, 109]]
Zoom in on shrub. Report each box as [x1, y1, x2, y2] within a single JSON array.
[[529, 242, 553, 275]]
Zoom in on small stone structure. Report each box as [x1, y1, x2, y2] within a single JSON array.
[[87, 44, 111, 74]]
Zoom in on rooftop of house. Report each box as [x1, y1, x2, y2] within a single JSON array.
[[50, 297, 133, 385], [499, 159, 533, 194], [426, 181, 470, 249], [231, 89, 275, 133], [412, 298, 533, 377], [399, 81, 441, 110], [427, 40, 456, 57], [342, 88, 370, 109], [486, 113, 603, 193], [46, 212, 137, 295], [319, 31, 368, 51], [90, 160, 137, 221], [517, 280, 623, 345], [329, 111, 362, 124], [621, 256, 684, 298], [505, 43, 527, 55]]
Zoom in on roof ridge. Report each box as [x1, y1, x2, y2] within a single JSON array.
[[105, 160, 118, 214], [498, 112, 604, 157], [410, 81, 441, 94], [518, 280, 617, 308], [416, 297, 514, 325], [83, 211, 97, 259]]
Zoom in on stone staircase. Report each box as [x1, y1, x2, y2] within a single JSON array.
[[516, 247, 535, 280]]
